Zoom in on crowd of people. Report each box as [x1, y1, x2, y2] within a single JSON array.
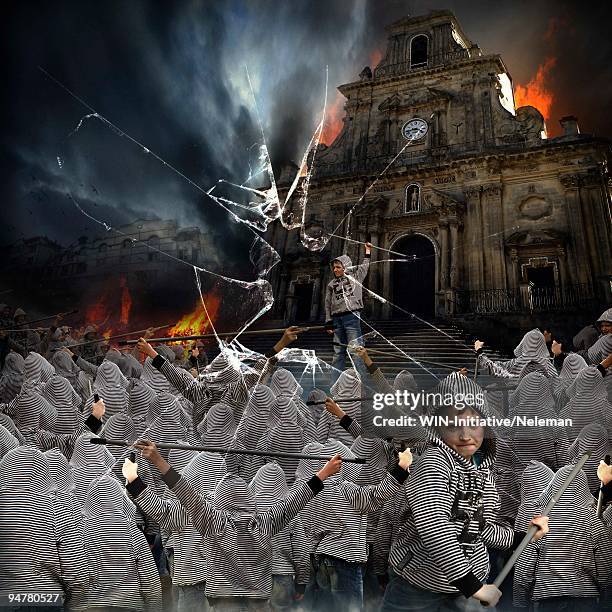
[[0, 302, 612, 612]]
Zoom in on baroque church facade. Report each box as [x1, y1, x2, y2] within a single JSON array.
[[267, 11, 612, 326]]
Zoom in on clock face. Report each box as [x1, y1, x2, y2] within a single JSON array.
[[402, 118, 429, 141]]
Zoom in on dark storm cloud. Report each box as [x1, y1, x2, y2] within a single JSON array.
[[2, 0, 610, 251]]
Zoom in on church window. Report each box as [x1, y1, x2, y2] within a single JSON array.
[[404, 183, 421, 213], [410, 35, 428, 69]]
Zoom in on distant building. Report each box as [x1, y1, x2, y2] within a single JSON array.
[[267, 10, 612, 328]]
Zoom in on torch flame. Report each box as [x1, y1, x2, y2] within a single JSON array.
[[514, 57, 557, 122]]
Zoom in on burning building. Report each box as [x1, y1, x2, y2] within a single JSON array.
[[266, 10, 611, 332]]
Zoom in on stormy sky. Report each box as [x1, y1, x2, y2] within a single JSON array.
[[3, 0, 611, 253]]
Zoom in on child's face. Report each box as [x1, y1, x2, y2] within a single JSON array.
[[438, 406, 485, 459], [332, 262, 345, 277]]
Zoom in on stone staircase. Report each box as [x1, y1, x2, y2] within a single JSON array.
[[214, 317, 511, 394]]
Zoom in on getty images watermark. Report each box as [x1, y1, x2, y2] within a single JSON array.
[[370, 390, 573, 428]]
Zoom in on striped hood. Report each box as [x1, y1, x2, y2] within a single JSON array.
[[123, 353, 143, 378], [50, 350, 80, 388], [560, 366, 612, 439], [568, 423, 611, 492], [587, 332, 612, 364], [142, 356, 171, 394], [514, 460, 554, 532], [267, 396, 299, 428], [0, 424, 20, 460], [168, 445, 199, 472], [198, 402, 236, 447], [514, 329, 550, 360], [349, 435, 390, 485], [249, 462, 288, 510], [182, 451, 226, 494], [260, 424, 308, 484], [147, 393, 190, 454], [306, 388, 327, 426], [24, 352, 55, 387], [596, 307, 612, 324], [0, 446, 55, 493], [84, 474, 136, 521], [101, 413, 137, 461], [103, 349, 132, 380], [95, 360, 129, 390], [212, 473, 258, 513], [393, 369, 417, 392], [0, 351, 25, 403], [235, 384, 274, 448], [270, 368, 303, 400], [537, 464, 595, 510], [42, 376, 81, 434], [44, 448, 75, 493], [127, 379, 156, 427], [70, 433, 116, 469], [15, 388, 57, 431]]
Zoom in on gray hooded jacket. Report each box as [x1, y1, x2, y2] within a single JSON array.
[[325, 253, 370, 321]]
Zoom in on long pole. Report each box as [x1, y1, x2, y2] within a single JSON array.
[[119, 325, 325, 346], [67, 324, 173, 349], [90, 437, 366, 463], [597, 454, 611, 519], [0, 308, 78, 329], [489, 451, 591, 590]]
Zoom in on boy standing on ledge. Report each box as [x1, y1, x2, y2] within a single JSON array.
[[325, 241, 372, 384]]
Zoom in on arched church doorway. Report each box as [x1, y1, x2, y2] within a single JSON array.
[[392, 234, 436, 318]]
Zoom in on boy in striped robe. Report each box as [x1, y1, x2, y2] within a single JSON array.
[[124, 439, 343, 611], [381, 373, 550, 610]]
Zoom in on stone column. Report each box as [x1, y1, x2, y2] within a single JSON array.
[[310, 276, 321, 321], [449, 219, 459, 288], [463, 187, 484, 291], [482, 184, 507, 290], [381, 232, 392, 319], [368, 231, 380, 318], [439, 219, 449, 289], [560, 175, 593, 290]]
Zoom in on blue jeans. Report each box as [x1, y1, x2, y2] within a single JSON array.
[[271, 575, 293, 610], [331, 311, 368, 385], [315, 554, 363, 612], [381, 571, 468, 612], [178, 581, 210, 612], [535, 597, 599, 612]]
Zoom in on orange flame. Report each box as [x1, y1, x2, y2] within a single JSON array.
[[86, 298, 108, 326], [168, 291, 222, 338], [119, 276, 132, 325], [514, 57, 557, 121], [369, 48, 383, 69], [320, 91, 345, 146]]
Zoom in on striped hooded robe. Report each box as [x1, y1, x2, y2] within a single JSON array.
[[44, 448, 81, 528], [513, 460, 554, 532], [551, 352, 588, 411], [317, 368, 363, 446], [83, 360, 129, 422], [0, 351, 24, 403], [0, 412, 24, 445], [296, 439, 408, 564], [134, 462, 322, 600], [269, 368, 317, 442], [79, 475, 161, 611], [567, 423, 611, 493], [69, 433, 118, 508], [0, 446, 89, 606], [249, 462, 310, 586], [0, 423, 19, 459], [23, 351, 55, 392], [42, 376, 83, 435], [478, 329, 557, 379], [587, 332, 612, 364], [513, 466, 612, 605], [198, 401, 237, 448], [560, 366, 612, 440], [50, 350, 86, 399], [306, 388, 327, 427], [506, 372, 570, 471], [13, 388, 96, 458], [235, 384, 274, 449], [127, 379, 156, 436], [128, 452, 227, 587], [387, 378, 519, 599]]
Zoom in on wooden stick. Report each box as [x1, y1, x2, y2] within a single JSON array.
[[119, 326, 325, 346], [597, 454, 611, 519], [68, 325, 173, 349], [90, 437, 366, 463], [0, 309, 78, 329], [306, 397, 372, 406]]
